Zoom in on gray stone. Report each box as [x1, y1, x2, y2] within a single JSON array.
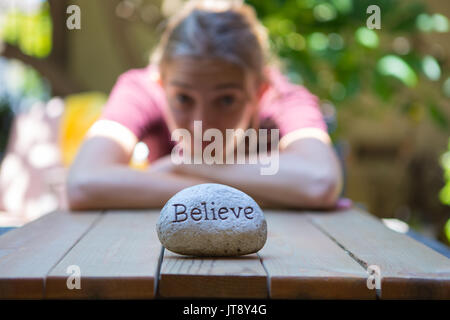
[[156, 183, 267, 256]]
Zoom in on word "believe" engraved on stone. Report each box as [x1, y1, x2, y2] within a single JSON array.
[[172, 203, 254, 222]]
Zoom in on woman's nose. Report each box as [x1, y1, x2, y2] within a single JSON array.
[[189, 104, 209, 129], [188, 119, 211, 134]]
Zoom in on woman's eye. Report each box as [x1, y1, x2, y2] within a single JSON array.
[[176, 94, 192, 105], [218, 95, 235, 107]]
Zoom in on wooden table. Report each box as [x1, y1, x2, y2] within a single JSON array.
[[0, 209, 449, 299]]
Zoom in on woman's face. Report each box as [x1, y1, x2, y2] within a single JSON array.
[[161, 57, 260, 143]]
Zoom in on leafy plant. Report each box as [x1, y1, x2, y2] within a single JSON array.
[[0, 1, 52, 158], [0, 0, 52, 58], [440, 139, 450, 242], [440, 139, 450, 206], [245, 0, 449, 129]]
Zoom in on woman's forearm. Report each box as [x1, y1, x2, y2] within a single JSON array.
[[67, 165, 208, 210], [67, 135, 342, 210], [179, 160, 340, 208], [175, 142, 343, 209]]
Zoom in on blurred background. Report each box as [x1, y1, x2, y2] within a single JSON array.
[[0, 0, 449, 248]]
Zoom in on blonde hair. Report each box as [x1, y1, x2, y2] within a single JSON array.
[[151, 0, 272, 83]]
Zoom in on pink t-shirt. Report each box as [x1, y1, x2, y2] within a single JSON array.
[[100, 64, 327, 161]]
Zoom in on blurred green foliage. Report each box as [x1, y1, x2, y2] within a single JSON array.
[[247, 0, 450, 239], [246, 0, 449, 129], [445, 218, 450, 243], [440, 139, 450, 205], [441, 140, 450, 242], [0, 0, 52, 58], [0, 0, 52, 157]]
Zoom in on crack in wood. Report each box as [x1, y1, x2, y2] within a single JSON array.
[[154, 246, 165, 298], [307, 216, 381, 299], [256, 252, 271, 299]]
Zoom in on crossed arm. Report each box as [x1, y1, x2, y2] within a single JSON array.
[[67, 120, 343, 210]]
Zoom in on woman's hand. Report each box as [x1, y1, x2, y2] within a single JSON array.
[[67, 125, 210, 210], [148, 155, 177, 174], [163, 134, 343, 210]]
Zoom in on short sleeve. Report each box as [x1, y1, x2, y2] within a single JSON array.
[[100, 68, 162, 140], [260, 67, 327, 137]]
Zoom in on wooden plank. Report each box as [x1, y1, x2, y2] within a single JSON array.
[[259, 211, 375, 299], [308, 209, 450, 299], [45, 210, 162, 299], [0, 210, 101, 299], [158, 251, 268, 298]]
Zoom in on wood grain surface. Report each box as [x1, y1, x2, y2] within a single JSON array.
[[45, 210, 161, 299], [308, 209, 450, 299], [0, 210, 101, 299], [259, 210, 375, 299], [158, 250, 268, 298], [0, 208, 448, 299]]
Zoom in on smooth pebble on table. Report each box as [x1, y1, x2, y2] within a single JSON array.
[[156, 183, 267, 256]]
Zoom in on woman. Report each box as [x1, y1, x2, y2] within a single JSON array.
[[67, 0, 345, 210]]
